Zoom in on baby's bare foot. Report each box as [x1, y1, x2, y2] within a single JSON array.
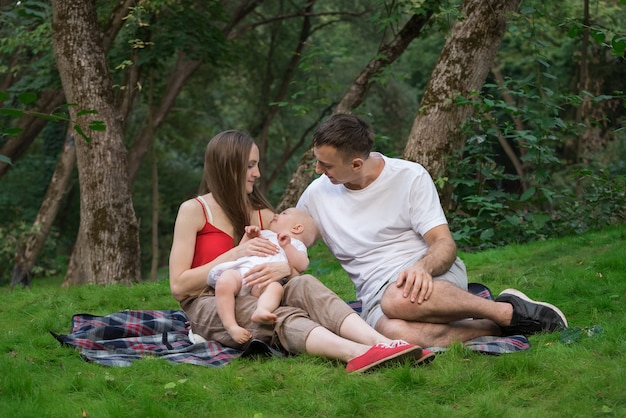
[[226, 325, 252, 344], [251, 308, 278, 324]]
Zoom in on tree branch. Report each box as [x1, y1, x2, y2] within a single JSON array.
[[227, 9, 368, 40], [278, 10, 435, 209]]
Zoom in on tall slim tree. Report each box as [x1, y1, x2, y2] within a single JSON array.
[[278, 10, 437, 209], [51, 0, 140, 285], [11, 0, 135, 287], [11, 130, 76, 288]]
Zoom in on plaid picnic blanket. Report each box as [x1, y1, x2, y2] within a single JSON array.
[[51, 310, 243, 367], [52, 283, 529, 367]]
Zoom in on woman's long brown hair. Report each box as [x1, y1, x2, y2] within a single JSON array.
[[200, 130, 274, 244]]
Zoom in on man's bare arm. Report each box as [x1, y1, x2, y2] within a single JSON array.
[[417, 224, 457, 276], [396, 224, 457, 304]]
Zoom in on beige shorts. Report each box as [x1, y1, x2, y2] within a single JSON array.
[[363, 257, 468, 328], [180, 274, 355, 353]]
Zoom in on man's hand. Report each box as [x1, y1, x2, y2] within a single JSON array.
[[395, 263, 434, 304], [394, 224, 456, 304]]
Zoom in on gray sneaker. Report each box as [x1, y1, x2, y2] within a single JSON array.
[[496, 288, 568, 336]]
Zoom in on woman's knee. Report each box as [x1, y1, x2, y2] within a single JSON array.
[[283, 274, 320, 298], [285, 274, 317, 288]]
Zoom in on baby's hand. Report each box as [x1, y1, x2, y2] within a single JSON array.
[[277, 233, 291, 247], [245, 225, 261, 238]]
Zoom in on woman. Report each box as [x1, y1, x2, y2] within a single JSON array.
[[169, 130, 431, 372]]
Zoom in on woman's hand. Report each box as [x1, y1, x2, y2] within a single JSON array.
[[238, 236, 279, 258], [243, 261, 291, 289]]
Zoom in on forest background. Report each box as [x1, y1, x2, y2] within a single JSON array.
[[0, 0, 625, 287]]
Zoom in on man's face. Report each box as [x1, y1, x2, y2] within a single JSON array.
[[313, 145, 356, 185]]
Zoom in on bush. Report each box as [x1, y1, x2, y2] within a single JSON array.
[[0, 221, 62, 286]]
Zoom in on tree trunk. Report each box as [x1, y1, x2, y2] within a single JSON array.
[[403, 0, 522, 208], [126, 3, 266, 182], [483, 112, 528, 192], [253, 0, 314, 194], [150, 141, 159, 282], [278, 11, 436, 210], [52, 0, 140, 286], [574, 0, 590, 167], [11, 131, 76, 287], [7, 0, 135, 285], [126, 54, 201, 182]]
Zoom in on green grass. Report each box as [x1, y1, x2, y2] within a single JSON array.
[[1, 225, 625, 417]]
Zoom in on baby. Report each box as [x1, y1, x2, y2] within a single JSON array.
[[208, 207, 318, 344]]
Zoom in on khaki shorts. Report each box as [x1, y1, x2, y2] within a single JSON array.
[[363, 257, 468, 328], [180, 274, 355, 353]]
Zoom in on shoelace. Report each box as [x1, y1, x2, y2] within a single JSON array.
[[380, 340, 411, 349]]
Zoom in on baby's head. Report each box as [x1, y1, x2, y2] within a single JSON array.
[[268, 208, 318, 247]]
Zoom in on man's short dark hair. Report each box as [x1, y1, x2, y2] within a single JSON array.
[[312, 114, 374, 160]]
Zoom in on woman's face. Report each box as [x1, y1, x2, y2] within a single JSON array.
[[246, 144, 261, 194]]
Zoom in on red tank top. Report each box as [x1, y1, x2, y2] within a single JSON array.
[[190, 198, 264, 268]]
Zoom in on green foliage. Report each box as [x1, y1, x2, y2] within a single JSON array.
[[446, 80, 626, 250], [0, 0, 57, 92], [134, 0, 227, 63], [562, 1, 626, 57], [443, 0, 626, 251], [0, 221, 61, 284], [0, 222, 27, 281], [548, 165, 626, 236], [0, 118, 69, 283], [1, 90, 105, 142]]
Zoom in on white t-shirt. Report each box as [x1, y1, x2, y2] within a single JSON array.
[[297, 153, 448, 316]]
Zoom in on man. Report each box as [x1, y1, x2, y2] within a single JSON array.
[[297, 114, 567, 347]]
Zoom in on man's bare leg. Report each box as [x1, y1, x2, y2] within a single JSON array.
[[376, 316, 501, 347], [379, 280, 567, 342], [381, 280, 513, 326]]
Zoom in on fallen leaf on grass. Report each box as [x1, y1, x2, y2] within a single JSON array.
[[560, 325, 604, 344]]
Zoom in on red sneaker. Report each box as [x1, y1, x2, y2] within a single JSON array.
[[346, 340, 423, 373], [417, 349, 436, 365]]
